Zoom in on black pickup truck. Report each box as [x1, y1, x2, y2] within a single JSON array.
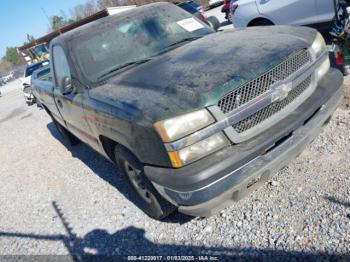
[[33, 3, 344, 220]]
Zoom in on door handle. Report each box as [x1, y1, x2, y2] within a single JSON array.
[[57, 99, 63, 108]]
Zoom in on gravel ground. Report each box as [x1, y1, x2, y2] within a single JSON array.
[[0, 75, 350, 259]]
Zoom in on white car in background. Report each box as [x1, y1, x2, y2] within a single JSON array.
[[231, 0, 335, 30]]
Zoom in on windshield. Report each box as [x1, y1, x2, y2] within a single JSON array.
[[70, 4, 213, 83], [30, 44, 49, 59]]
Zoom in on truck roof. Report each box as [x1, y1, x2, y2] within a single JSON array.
[[50, 2, 172, 44], [17, 6, 137, 52]]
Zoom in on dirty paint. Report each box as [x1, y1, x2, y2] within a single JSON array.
[[35, 2, 318, 168]]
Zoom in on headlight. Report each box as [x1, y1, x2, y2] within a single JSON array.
[[311, 32, 327, 58], [154, 109, 214, 142], [315, 57, 330, 81], [168, 133, 228, 168]]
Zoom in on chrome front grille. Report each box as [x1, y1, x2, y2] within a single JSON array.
[[218, 49, 312, 114], [233, 76, 312, 133]]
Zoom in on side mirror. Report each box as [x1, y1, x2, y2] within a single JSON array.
[[60, 76, 73, 94]]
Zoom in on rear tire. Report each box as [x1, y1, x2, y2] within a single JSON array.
[[52, 118, 80, 146], [114, 147, 176, 220]]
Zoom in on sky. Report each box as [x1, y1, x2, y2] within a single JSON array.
[[0, 0, 89, 58]]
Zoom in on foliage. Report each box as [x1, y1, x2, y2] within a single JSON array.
[[50, 16, 76, 31], [72, 0, 99, 20], [0, 59, 13, 74], [4, 47, 22, 66]]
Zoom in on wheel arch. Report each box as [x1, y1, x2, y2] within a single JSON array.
[[99, 135, 143, 169], [248, 17, 274, 26]]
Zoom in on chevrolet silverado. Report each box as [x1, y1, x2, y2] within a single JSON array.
[[32, 3, 344, 220]]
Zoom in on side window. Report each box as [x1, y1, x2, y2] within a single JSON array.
[[52, 45, 71, 89]]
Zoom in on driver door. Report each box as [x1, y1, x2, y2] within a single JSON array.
[[52, 45, 95, 145]]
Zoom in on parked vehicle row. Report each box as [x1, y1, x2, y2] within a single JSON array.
[[0, 77, 6, 86], [3, 72, 15, 82], [0, 72, 15, 86], [31, 3, 344, 220]]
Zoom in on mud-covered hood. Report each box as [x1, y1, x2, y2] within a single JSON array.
[[89, 26, 317, 122]]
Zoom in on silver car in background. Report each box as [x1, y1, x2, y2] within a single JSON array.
[[22, 60, 49, 105], [231, 0, 334, 29]]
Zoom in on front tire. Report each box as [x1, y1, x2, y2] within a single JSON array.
[[115, 147, 176, 220]]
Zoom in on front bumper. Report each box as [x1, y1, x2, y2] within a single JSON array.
[[145, 69, 344, 217]]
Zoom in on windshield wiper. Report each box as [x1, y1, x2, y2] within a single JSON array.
[[168, 36, 202, 48], [158, 36, 202, 54], [97, 58, 151, 80]]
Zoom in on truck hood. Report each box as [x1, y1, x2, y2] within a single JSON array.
[[89, 26, 317, 122]]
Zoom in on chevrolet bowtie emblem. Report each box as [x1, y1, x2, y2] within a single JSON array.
[[271, 82, 293, 102]]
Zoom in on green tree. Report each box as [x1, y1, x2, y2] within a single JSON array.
[[0, 59, 13, 75], [50, 15, 67, 31], [4, 47, 22, 65], [49, 15, 76, 31]]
